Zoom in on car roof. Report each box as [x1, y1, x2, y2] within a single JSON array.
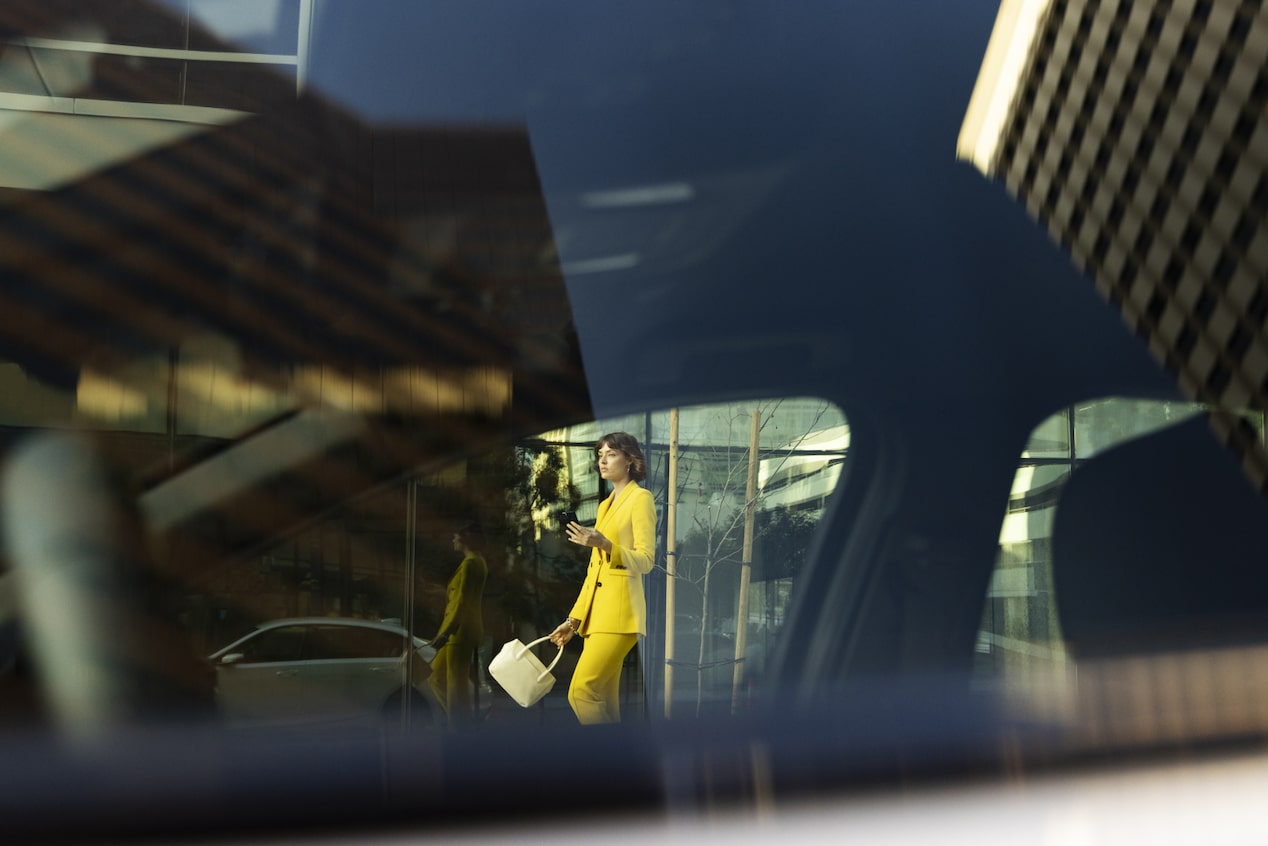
[[248, 617, 408, 632], [208, 617, 424, 659]]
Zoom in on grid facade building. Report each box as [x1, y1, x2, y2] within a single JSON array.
[[984, 0, 1268, 489]]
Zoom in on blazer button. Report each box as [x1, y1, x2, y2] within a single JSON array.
[[596, 581, 603, 588]]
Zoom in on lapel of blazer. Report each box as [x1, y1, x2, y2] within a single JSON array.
[[595, 482, 638, 539]]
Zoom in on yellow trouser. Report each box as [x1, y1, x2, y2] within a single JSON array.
[[429, 636, 477, 729], [568, 632, 638, 725]]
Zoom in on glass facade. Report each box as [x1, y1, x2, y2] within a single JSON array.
[[176, 398, 848, 726], [545, 400, 848, 717], [0, 1, 306, 109], [976, 397, 1210, 696]]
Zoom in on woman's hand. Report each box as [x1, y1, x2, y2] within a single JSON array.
[[548, 619, 576, 648], [566, 521, 611, 553]]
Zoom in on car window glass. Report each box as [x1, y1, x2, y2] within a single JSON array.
[[0, 5, 587, 492], [308, 626, 403, 660], [0, 0, 1267, 839], [237, 626, 305, 663], [195, 396, 846, 727], [974, 397, 1226, 696], [552, 400, 849, 719]]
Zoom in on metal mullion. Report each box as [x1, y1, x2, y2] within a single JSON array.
[[7, 36, 299, 67], [297, 0, 314, 94]]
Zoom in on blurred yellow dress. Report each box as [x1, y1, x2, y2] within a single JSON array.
[[429, 550, 486, 728]]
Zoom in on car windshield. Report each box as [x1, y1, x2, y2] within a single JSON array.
[[1, 2, 1267, 843]]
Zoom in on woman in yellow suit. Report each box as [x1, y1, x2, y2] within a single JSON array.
[[549, 432, 657, 724], [429, 523, 487, 729]]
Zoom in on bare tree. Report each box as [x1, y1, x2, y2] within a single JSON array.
[[667, 400, 835, 716]]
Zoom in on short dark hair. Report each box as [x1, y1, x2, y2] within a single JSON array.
[[454, 520, 484, 550], [596, 432, 647, 482]]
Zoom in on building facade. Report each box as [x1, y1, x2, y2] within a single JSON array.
[[960, 0, 1268, 489]]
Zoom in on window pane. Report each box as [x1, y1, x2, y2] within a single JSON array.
[[527, 398, 849, 720], [189, 397, 847, 727], [0, 1, 302, 53], [975, 398, 1207, 696], [81, 52, 184, 103], [0, 3, 301, 106], [307, 625, 402, 660], [238, 626, 305, 663], [25, 2, 188, 51], [186, 0, 302, 55], [183, 60, 295, 110]]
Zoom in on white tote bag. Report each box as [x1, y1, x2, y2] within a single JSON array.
[[488, 635, 564, 708]]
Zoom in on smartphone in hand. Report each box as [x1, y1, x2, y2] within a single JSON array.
[[559, 510, 578, 530]]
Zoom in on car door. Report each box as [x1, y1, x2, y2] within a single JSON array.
[[214, 625, 309, 723], [296, 625, 408, 718], [217, 623, 408, 725]]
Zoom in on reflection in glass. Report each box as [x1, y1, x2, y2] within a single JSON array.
[[177, 398, 848, 731], [977, 397, 1206, 699], [540, 399, 847, 719]]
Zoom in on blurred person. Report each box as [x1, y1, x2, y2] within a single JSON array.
[[2, 432, 216, 735], [549, 433, 656, 724], [429, 522, 487, 729]]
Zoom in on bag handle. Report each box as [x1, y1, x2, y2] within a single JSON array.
[[516, 635, 565, 682]]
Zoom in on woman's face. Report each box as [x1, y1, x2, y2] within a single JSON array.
[[597, 443, 631, 483]]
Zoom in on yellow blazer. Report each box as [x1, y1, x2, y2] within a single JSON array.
[[568, 482, 657, 636], [437, 552, 487, 643]]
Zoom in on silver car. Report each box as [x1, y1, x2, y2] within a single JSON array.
[[209, 617, 439, 728]]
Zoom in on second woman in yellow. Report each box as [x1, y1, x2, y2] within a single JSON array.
[[429, 523, 487, 729], [549, 432, 656, 724]]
